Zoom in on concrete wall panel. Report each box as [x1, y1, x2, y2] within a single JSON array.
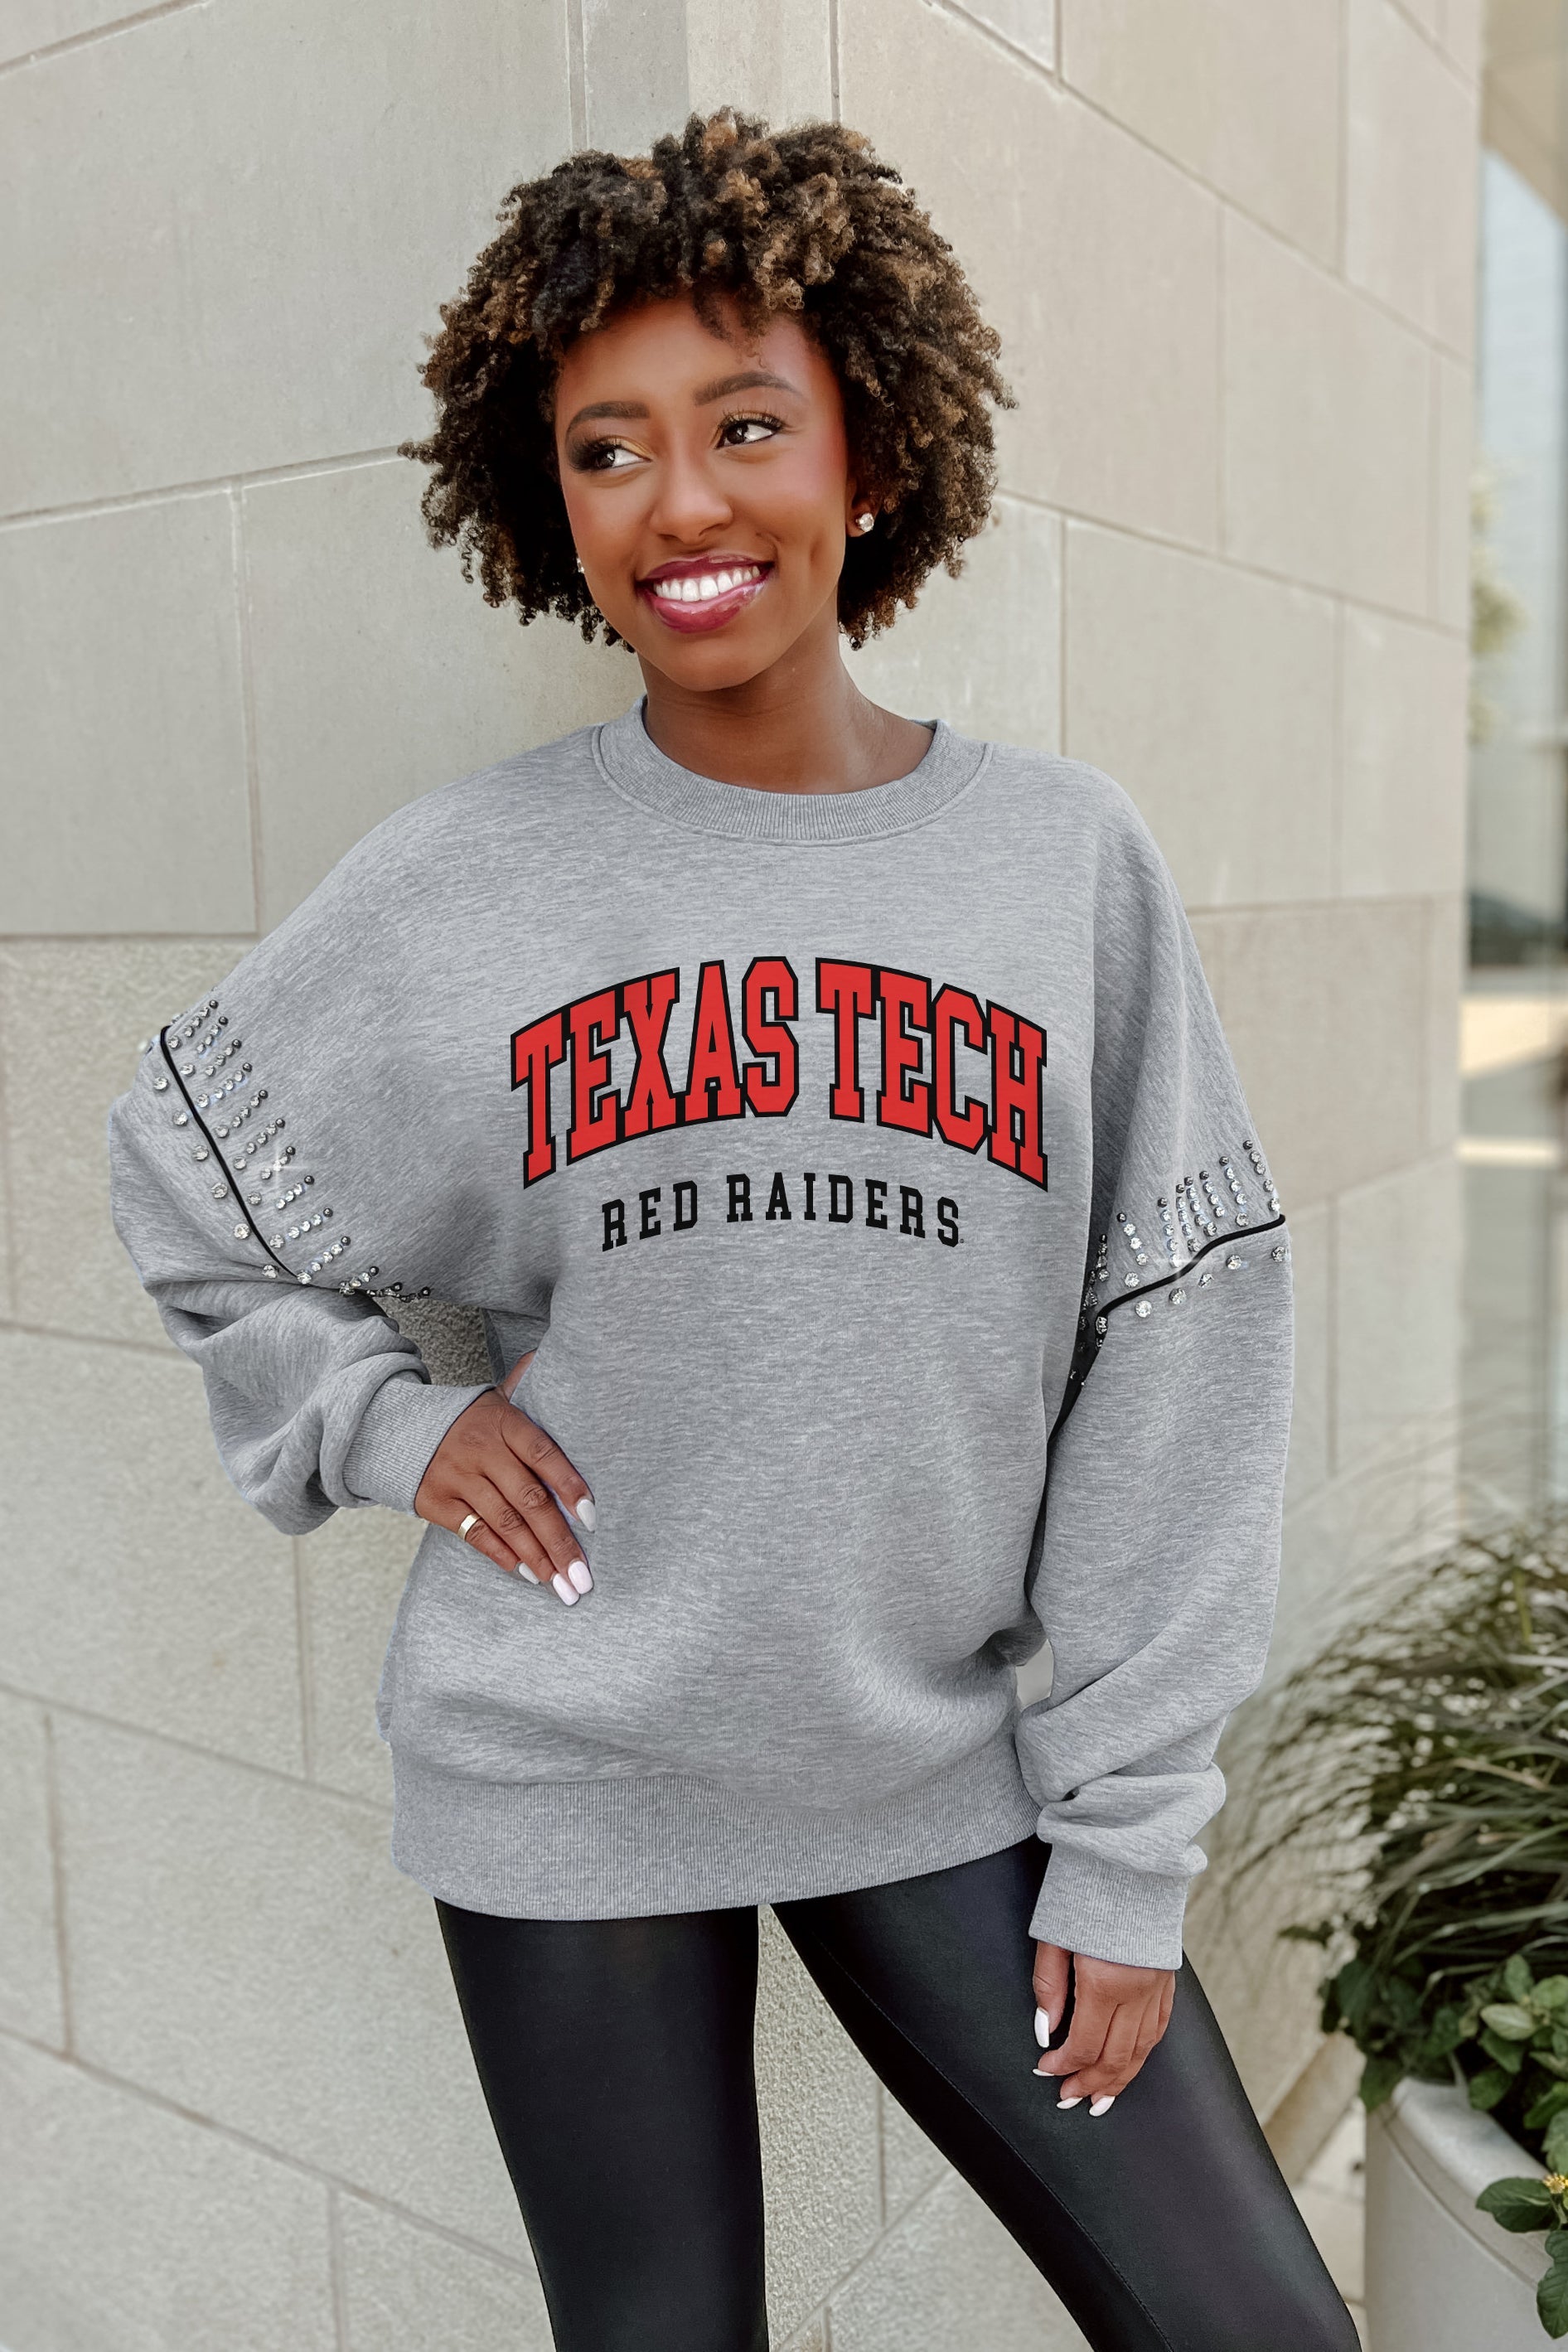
[[1063, 520, 1336, 907], [827, 2168, 1087, 2350], [1338, 605, 1469, 898], [0, 2035, 336, 2352], [0, 2, 146, 64], [51, 1714, 529, 2253], [0, 1691, 65, 2045], [0, 0, 571, 513], [1203, 901, 1429, 1208], [298, 1506, 419, 1806], [1060, 0, 1342, 263], [582, 0, 690, 153], [1432, 352, 1476, 629], [686, 0, 835, 125], [1184, 1814, 1339, 2119], [338, 2194, 552, 2352], [1333, 1154, 1462, 1477], [880, 2083, 949, 2219], [842, 0, 1222, 548], [1283, 1201, 1333, 1509], [0, 3, 145, 65], [0, 1331, 305, 1770], [1424, 893, 1465, 1155], [1223, 210, 1432, 612], [756, 1910, 884, 2336], [1441, 0, 1485, 82], [954, 0, 1056, 71], [0, 499, 253, 935], [1346, 0, 1480, 351]]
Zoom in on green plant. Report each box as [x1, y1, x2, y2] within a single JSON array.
[[1312, 1935, 1568, 2333], [1309, 1943, 1566, 2118], [1478, 2150, 1568, 2337], [1477, 2144, 1568, 2335], [1227, 1525, 1568, 2333]]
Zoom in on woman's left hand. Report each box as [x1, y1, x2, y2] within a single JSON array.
[[1029, 1942, 1175, 2114]]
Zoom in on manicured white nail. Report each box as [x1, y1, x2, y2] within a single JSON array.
[[566, 1557, 593, 1595], [1090, 2096, 1116, 2117], [1034, 2006, 1053, 2047], [513, 1559, 540, 1585], [574, 1495, 597, 1532], [551, 1573, 578, 1606], [1057, 2095, 1084, 2110]]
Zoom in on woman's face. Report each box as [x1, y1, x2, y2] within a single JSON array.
[[552, 292, 864, 690]]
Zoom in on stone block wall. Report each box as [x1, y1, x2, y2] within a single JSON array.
[[0, 2, 1478, 2344]]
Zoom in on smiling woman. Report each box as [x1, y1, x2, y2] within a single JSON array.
[[397, 111, 1007, 653], [108, 106, 1357, 2352]]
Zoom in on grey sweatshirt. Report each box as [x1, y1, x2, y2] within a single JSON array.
[[107, 704, 1293, 1969]]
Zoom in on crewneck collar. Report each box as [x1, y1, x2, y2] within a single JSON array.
[[593, 697, 991, 844]]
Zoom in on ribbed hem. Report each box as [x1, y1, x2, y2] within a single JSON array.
[[1028, 1845, 1193, 1970], [389, 1730, 1043, 1919], [341, 1373, 492, 1514], [593, 699, 992, 844]]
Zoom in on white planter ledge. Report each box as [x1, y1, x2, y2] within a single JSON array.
[[1366, 2078, 1551, 2351]]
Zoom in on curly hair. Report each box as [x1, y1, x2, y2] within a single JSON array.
[[397, 109, 1014, 651]]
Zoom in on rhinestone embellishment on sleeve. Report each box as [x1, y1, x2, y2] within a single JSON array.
[[1109, 1138, 1283, 1287], [149, 990, 429, 1304], [1060, 1135, 1290, 1409]]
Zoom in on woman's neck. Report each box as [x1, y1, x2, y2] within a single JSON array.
[[636, 605, 933, 796]]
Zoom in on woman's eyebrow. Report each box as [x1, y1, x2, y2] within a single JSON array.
[[563, 399, 649, 434], [692, 368, 800, 404]]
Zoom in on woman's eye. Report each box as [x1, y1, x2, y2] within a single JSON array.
[[719, 412, 784, 448], [572, 438, 642, 473]]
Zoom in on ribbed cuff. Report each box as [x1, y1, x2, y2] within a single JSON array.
[[341, 1373, 493, 1514], [1028, 1845, 1193, 1970]]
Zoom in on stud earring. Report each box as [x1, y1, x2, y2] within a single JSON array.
[[574, 556, 585, 573], [854, 511, 875, 534]]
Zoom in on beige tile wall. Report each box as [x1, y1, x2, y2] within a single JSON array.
[[0, 0, 1475, 2342]]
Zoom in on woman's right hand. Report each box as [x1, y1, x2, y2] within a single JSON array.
[[413, 1353, 597, 1607]]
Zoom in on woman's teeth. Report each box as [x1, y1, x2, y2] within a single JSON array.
[[646, 564, 765, 604]]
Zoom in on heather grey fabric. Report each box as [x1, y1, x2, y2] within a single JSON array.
[[107, 702, 1293, 1967]]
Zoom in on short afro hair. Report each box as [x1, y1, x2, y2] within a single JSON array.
[[397, 109, 1014, 651]]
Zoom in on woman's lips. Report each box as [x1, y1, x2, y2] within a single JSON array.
[[636, 560, 772, 635]]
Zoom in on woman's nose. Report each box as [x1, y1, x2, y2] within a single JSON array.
[[646, 447, 734, 543]]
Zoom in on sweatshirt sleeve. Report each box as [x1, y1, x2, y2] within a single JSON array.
[[1015, 782, 1295, 1971], [107, 995, 490, 1536]]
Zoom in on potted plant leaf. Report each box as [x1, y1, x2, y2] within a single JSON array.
[[1227, 1526, 1568, 2345]]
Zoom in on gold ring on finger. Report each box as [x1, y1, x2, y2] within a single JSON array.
[[457, 1511, 483, 1543]]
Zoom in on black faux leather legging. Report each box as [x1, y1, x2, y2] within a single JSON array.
[[436, 1837, 1361, 2352]]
